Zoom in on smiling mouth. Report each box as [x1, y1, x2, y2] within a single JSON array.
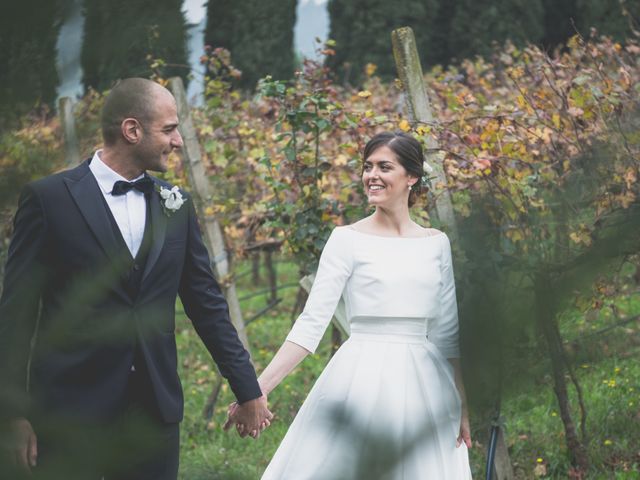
[[368, 184, 385, 192]]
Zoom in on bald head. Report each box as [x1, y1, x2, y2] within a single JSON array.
[[101, 78, 172, 145]]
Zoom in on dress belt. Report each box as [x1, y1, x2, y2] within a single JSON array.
[[348, 316, 428, 344]]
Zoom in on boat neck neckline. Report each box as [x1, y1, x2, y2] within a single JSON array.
[[345, 226, 445, 240]]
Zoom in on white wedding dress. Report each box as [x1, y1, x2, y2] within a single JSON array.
[[262, 226, 472, 479]]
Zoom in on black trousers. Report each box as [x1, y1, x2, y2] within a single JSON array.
[[28, 371, 180, 480]]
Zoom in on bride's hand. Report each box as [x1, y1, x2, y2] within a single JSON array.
[[456, 409, 472, 448]]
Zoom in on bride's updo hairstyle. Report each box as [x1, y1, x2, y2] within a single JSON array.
[[363, 131, 425, 207]]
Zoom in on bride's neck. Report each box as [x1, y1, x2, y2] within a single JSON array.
[[371, 207, 413, 235]]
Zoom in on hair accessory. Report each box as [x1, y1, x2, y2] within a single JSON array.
[[421, 160, 435, 188]]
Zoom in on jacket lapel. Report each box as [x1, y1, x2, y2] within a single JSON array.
[[64, 161, 123, 265], [141, 182, 167, 284]]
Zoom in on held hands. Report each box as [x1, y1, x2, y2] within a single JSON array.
[[223, 395, 273, 439]]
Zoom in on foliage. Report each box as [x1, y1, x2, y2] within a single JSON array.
[[418, 32, 639, 471], [174, 255, 640, 479], [326, 0, 638, 82], [190, 45, 399, 271], [254, 55, 368, 272], [81, 0, 188, 91], [327, 0, 439, 84], [576, 0, 640, 42], [0, 111, 65, 280], [0, 113, 65, 209], [0, 0, 62, 130], [424, 34, 639, 263], [1, 25, 639, 476], [449, 0, 545, 61], [205, 0, 297, 90]]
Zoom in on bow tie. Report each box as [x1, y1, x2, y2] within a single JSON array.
[[111, 176, 154, 196]]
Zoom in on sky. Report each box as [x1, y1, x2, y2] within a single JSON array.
[[180, 0, 329, 59]]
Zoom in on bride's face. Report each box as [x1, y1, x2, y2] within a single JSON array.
[[362, 145, 416, 207]]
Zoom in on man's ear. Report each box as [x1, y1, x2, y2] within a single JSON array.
[[121, 118, 142, 144]]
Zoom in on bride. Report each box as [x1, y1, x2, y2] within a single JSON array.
[[234, 131, 472, 479]]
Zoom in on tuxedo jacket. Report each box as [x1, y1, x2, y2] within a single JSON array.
[[0, 160, 261, 424]]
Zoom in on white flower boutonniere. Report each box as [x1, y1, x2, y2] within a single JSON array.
[[157, 185, 185, 216]]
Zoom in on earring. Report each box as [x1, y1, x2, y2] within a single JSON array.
[[408, 184, 412, 190]]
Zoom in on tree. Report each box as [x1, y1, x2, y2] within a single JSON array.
[[327, 0, 439, 84], [205, 0, 297, 90], [81, 0, 188, 91], [576, 0, 640, 41], [541, 0, 578, 51], [449, 0, 545, 61], [0, 0, 62, 129]]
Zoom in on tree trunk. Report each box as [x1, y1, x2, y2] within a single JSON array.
[[535, 274, 590, 472], [391, 27, 458, 242], [265, 249, 277, 303]]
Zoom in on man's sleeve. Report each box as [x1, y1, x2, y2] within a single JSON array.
[[178, 197, 261, 404], [0, 185, 48, 419]]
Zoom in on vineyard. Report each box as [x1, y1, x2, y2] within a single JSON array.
[[1, 30, 639, 478]]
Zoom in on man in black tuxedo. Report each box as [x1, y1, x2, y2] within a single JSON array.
[[0, 78, 271, 479]]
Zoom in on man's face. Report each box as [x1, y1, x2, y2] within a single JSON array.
[[135, 91, 183, 172]]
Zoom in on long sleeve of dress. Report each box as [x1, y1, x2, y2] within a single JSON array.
[[286, 227, 353, 353], [429, 233, 461, 359]]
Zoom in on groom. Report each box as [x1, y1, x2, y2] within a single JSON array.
[[0, 78, 271, 479]]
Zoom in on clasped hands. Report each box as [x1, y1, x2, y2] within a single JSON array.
[[223, 394, 273, 439]]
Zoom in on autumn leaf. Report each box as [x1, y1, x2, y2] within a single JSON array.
[[568, 107, 584, 117], [399, 119, 411, 132], [365, 63, 377, 77]]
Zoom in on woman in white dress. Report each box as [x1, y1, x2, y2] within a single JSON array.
[[239, 131, 472, 479]]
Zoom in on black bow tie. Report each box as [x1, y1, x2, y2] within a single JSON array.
[[111, 176, 154, 196]]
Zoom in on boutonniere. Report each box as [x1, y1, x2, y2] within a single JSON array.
[[156, 185, 185, 216]]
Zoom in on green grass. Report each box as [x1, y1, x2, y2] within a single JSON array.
[[176, 257, 640, 479]]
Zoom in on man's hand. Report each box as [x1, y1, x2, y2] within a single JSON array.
[[223, 395, 273, 439], [9, 417, 38, 471]]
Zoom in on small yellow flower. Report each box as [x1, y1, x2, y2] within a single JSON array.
[[614, 367, 621, 374], [399, 119, 411, 132], [536, 457, 543, 463], [365, 63, 377, 77], [551, 412, 557, 417], [603, 439, 613, 446], [357, 90, 372, 99]]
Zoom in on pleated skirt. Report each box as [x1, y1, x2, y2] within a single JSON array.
[[262, 317, 472, 479]]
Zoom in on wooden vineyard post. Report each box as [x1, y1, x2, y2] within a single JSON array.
[[168, 77, 251, 354], [391, 27, 458, 242]]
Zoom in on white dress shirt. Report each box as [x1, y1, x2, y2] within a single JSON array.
[[89, 150, 147, 257]]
